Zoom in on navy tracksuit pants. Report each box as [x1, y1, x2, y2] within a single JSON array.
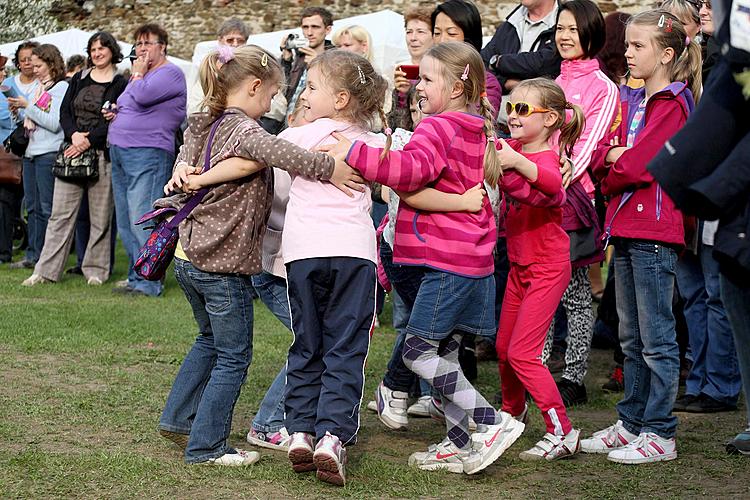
[[284, 257, 376, 445]]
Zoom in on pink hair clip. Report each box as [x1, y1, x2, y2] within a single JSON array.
[[685, 36, 691, 46], [217, 45, 235, 64], [460, 63, 470, 81], [384, 127, 393, 136], [665, 18, 673, 32]]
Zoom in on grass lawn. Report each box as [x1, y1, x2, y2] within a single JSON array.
[[0, 245, 748, 499]]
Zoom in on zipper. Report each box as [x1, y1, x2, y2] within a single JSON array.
[[656, 184, 662, 221], [603, 192, 633, 250]]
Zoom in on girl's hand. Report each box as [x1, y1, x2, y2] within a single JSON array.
[[7, 96, 28, 110], [164, 162, 201, 194], [316, 132, 353, 161], [605, 137, 628, 164], [330, 161, 367, 197], [394, 67, 411, 94], [460, 183, 487, 212], [560, 156, 572, 189], [182, 174, 203, 193], [496, 138, 524, 170]]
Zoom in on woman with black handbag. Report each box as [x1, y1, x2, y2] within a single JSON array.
[[22, 33, 127, 286], [6, 44, 67, 272]]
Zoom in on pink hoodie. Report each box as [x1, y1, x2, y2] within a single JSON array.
[[281, 119, 384, 265], [551, 58, 619, 194]]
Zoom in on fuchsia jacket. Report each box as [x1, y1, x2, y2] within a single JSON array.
[[591, 82, 694, 247]]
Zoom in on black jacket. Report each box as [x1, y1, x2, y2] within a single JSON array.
[[60, 69, 128, 156], [480, 3, 562, 90], [648, 13, 750, 283]]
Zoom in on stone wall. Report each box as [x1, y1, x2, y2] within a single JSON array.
[[5, 0, 653, 59]]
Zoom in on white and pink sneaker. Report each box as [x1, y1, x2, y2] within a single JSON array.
[[287, 432, 315, 472], [607, 432, 677, 464], [581, 420, 638, 454], [313, 432, 347, 486]]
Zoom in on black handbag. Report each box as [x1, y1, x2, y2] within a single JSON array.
[[51, 142, 99, 182], [3, 123, 29, 158]]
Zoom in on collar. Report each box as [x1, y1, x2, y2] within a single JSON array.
[[522, 4, 559, 28]]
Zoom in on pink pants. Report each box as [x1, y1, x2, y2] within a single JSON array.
[[496, 261, 572, 435]]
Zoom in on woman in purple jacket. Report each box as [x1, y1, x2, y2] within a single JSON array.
[[107, 23, 186, 297]]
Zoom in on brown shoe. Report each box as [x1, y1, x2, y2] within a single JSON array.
[[159, 429, 189, 449]]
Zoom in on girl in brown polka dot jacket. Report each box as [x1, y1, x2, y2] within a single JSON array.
[[155, 45, 362, 466]]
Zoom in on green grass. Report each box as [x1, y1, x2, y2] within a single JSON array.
[[0, 245, 748, 498]]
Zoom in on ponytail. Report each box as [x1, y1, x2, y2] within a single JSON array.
[[479, 96, 502, 188], [674, 39, 703, 102], [558, 102, 586, 160], [199, 52, 227, 116]]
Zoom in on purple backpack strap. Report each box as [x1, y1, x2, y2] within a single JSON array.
[[165, 113, 227, 230]]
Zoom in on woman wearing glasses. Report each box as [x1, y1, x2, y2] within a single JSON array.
[[106, 23, 187, 297]]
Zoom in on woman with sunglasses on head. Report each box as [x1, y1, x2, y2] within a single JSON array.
[[106, 23, 186, 297], [541, 0, 619, 408]]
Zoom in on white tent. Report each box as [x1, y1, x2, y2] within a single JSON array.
[[191, 9, 411, 77], [0, 28, 193, 77]]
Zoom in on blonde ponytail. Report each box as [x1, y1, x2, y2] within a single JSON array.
[[558, 102, 586, 160], [674, 39, 703, 102], [199, 52, 227, 116], [479, 96, 502, 188], [378, 107, 392, 161]]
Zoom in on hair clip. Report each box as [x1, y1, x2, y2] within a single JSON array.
[[479, 91, 488, 98], [685, 36, 691, 46], [460, 63, 470, 81], [487, 135, 496, 143], [565, 101, 574, 109], [217, 45, 235, 64], [384, 127, 393, 136], [261, 53, 268, 67], [357, 65, 366, 85], [658, 14, 666, 27], [665, 18, 673, 32]]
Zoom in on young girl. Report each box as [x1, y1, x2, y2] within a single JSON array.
[[582, 10, 700, 464], [279, 50, 387, 487], [324, 42, 532, 475], [492, 78, 585, 461], [156, 45, 354, 466], [543, 0, 620, 407]]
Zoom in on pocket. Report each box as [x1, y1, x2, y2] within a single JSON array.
[[192, 272, 232, 314]]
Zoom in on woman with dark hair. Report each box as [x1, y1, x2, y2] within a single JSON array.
[[6, 44, 68, 271], [22, 32, 128, 286], [597, 12, 631, 85], [431, 0, 502, 119]]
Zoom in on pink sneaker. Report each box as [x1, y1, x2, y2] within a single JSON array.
[[246, 427, 290, 451], [313, 432, 347, 486], [287, 432, 315, 472]]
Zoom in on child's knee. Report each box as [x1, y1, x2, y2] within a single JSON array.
[[401, 334, 433, 371]]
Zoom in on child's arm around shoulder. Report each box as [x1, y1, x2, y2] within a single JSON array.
[[399, 183, 487, 213]]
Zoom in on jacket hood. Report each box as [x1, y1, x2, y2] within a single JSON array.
[[621, 81, 695, 114]]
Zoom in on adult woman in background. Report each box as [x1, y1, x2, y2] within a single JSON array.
[[22, 32, 127, 286], [332, 25, 374, 62], [7, 44, 68, 271]]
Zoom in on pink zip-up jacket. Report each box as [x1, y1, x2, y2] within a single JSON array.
[[282, 119, 384, 265], [552, 58, 619, 194], [347, 112, 563, 277]]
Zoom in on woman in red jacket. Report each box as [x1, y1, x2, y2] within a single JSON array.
[[581, 10, 701, 464]]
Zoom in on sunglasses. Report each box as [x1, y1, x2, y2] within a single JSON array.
[[506, 101, 551, 117]]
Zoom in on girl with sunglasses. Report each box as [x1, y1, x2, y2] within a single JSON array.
[[494, 77, 585, 461], [543, 0, 620, 408]]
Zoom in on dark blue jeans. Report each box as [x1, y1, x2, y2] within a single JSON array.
[[22, 152, 56, 263], [159, 259, 254, 463], [614, 239, 680, 439]]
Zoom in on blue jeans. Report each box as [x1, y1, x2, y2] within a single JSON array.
[[249, 271, 292, 433], [676, 244, 740, 404], [614, 240, 680, 439], [719, 274, 750, 427], [159, 259, 254, 463], [110, 145, 174, 296], [22, 152, 56, 262]]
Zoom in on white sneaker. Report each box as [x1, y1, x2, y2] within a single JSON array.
[[607, 432, 677, 464], [469, 412, 525, 474], [22, 274, 52, 287], [87, 276, 103, 286], [314, 432, 347, 486], [581, 420, 638, 454], [288, 432, 315, 472], [366, 400, 377, 413], [519, 429, 580, 461], [407, 395, 432, 418], [375, 382, 409, 430], [408, 437, 479, 474], [203, 448, 260, 466], [246, 427, 291, 451], [513, 403, 529, 425]]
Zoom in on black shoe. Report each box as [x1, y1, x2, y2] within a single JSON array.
[[547, 347, 566, 374], [684, 394, 737, 413], [601, 365, 624, 393], [672, 393, 698, 412], [475, 338, 497, 362], [557, 378, 587, 407], [65, 266, 83, 275]]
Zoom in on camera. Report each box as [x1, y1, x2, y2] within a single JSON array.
[[128, 46, 137, 64], [285, 34, 310, 50]]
